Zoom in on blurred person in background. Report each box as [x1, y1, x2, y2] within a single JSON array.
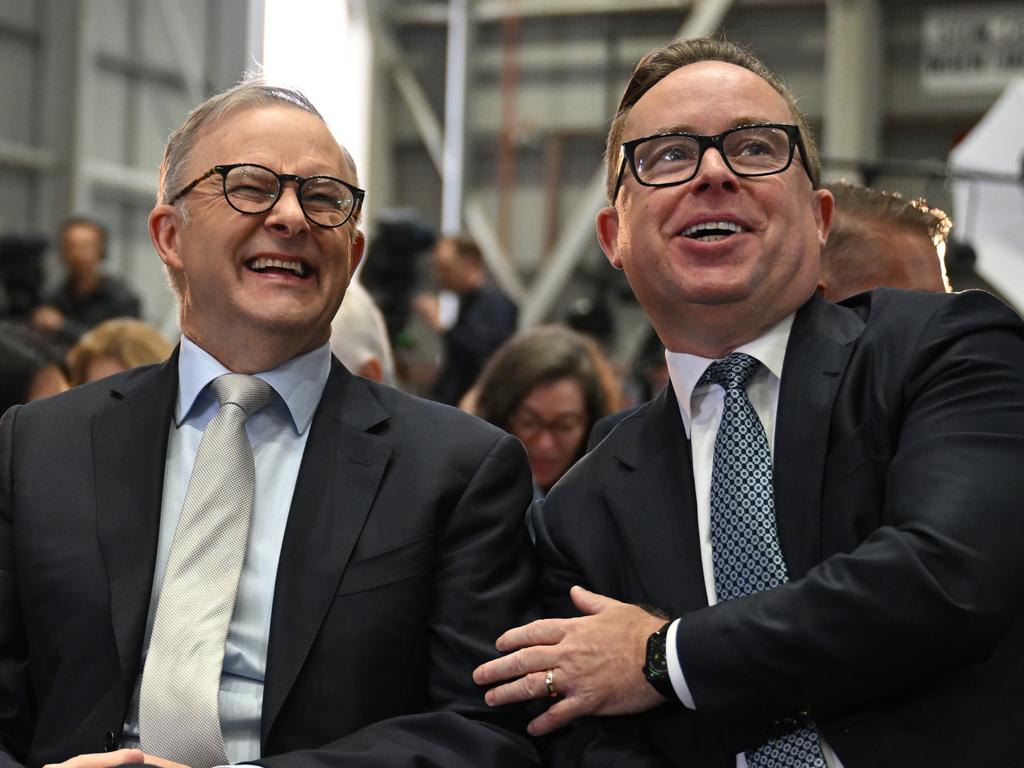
[[30, 216, 142, 347], [818, 181, 950, 301], [472, 325, 619, 499], [0, 322, 69, 412], [414, 234, 518, 405], [66, 317, 174, 385], [329, 279, 396, 385]]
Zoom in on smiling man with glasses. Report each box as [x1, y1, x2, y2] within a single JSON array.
[[475, 37, 1024, 768], [0, 81, 540, 768]]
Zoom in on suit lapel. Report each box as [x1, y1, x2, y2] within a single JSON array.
[[262, 363, 392, 743], [602, 386, 709, 615], [93, 352, 178, 683], [773, 295, 864, 579]]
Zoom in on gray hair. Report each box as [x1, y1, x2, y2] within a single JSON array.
[[330, 280, 396, 386], [158, 78, 358, 206], [157, 78, 360, 301]]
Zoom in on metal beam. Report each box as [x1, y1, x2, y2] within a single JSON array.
[[391, 0, 818, 25], [440, 0, 470, 235], [0, 138, 55, 171], [518, 0, 735, 328], [368, 8, 444, 170], [370, 3, 526, 298], [823, 0, 880, 185], [68, 0, 93, 213], [85, 159, 158, 200], [156, 0, 207, 105]]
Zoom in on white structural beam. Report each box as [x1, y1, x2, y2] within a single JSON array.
[[85, 159, 159, 200], [392, 0, 817, 24], [0, 138, 55, 171], [68, 0, 94, 213], [370, 3, 526, 299], [369, 7, 444, 171], [518, 0, 735, 328], [440, 0, 470, 235], [156, 0, 207, 106], [823, 0, 881, 184]]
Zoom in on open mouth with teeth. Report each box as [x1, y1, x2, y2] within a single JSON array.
[[246, 256, 310, 278], [681, 220, 746, 242]]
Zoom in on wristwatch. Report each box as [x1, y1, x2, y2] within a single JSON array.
[[643, 621, 676, 699]]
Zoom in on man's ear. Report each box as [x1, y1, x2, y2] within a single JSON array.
[[812, 188, 834, 248], [596, 206, 623, 269], [815, 279, 832, 301], [349, 230, 366, 277], [149, 204, 183, 272]]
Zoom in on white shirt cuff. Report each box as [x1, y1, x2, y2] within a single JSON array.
[[666, 618, 696, 709]]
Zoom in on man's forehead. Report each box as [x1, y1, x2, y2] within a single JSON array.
[[189, 103, 349, 173], [624, 60, 791, 138]]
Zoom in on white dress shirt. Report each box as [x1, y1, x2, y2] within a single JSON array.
[[121, 336, 331, 763], [661, 315, 843, 768]]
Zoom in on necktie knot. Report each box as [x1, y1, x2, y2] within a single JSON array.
[[210, 374, 275, 418], [699, 352, 762, 391]]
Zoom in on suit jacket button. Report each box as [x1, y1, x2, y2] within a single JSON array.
[[104, 730, 118, 751]]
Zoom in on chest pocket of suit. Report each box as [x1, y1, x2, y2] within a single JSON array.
[[334, 534, 435, 597]]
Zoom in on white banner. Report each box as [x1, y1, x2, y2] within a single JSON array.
[[922, 5, 1024, 93]]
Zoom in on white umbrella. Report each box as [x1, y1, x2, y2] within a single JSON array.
[[948, 80, 1024, 311]]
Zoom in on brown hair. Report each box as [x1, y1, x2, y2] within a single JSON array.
[[605, 37, 822, 201], [439, 233, 484, 265], [474, 325, 620, 449], [822, 181, 951, 294], [60, 216, 108, 260], [67, 318, 174, 385]]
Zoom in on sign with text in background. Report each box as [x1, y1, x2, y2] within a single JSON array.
[[922, 5, 1024, 93]]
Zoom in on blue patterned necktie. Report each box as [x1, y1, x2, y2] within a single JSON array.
[[698, 353, 826, 768]]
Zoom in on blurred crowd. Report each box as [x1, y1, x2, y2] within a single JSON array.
[[0, 178, 989, 495]]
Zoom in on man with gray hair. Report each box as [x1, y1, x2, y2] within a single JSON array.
[[330, 280, 396, 386], [0, 80, 539, 767]]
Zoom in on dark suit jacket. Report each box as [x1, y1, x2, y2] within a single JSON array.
[[0, 354, 540, 767], [537, 289, 1024, 767], [434, 283, 518, 406]]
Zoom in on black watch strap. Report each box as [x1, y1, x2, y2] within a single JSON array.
[[643, 620, 676, 699]]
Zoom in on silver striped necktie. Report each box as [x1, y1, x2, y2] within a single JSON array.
[[139, 373, 274, 766]]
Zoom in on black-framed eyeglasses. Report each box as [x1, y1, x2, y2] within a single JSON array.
[[168, 162, 365, 228], [612, 123, 815, 202]]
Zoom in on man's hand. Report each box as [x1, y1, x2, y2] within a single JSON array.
[[43, 749, 190, 768], [30, 305, 65, 333], [473, 585, 670, 735], [412, 293, 443, 333]]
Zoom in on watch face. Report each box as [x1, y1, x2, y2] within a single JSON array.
[[645, 624, 670, 679], [644, 624, 675, 698]]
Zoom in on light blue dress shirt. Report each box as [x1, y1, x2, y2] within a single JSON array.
[[121, 336, 331, 763]]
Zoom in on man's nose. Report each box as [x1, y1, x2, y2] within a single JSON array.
[[265, 184, 310, 233], [692, 147, 739, 191]]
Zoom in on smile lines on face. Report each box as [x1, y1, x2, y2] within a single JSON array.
[[680, 220, 747, 242], [247, 256, 309, 278]]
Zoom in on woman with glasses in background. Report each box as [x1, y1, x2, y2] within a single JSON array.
[[470, 325, 619, 500]]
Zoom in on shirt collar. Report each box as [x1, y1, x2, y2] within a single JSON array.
[[176, 335, 331, 435], [664, 313, 795, 437]]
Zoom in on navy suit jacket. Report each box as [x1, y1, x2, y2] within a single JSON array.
[[0, 354, 540, 767], [538, 290, 1024, 767]]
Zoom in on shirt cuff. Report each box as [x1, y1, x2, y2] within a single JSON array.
[[666, 618, 696, 709]]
